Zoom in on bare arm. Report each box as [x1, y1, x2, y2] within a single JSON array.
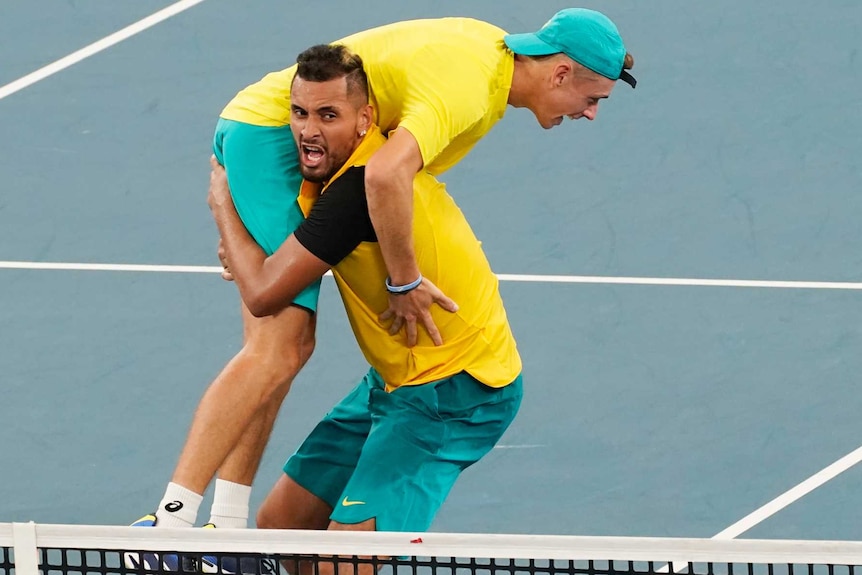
[[363, 128, 424, 284], [207, 157, 330, 317], [364, 129, 458, 347]]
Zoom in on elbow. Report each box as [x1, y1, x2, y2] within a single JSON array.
[[244, 290, 278, 318], [365, 129, 423, 199], [364, 155, 410, 197], [243, 284, 297, 318], [245, 296, 272, 318], [363, 159, 387, 198]]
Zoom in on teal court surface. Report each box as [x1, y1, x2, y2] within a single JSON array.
[[1, 0, 862, 544]]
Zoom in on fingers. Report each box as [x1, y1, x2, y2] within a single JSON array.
[[434, 295, 458, 313], [384, 312, 439, 347], [421, 313, 443, 346], [379, 280, 456, 346], [209, 156, 224, 186], [383, 311, 419, 347], [209, 155, 226, 184], [423, 278, 458, 313], [388, 315, 403, 336], [216, 238, 233, 281], [406, 319, 418, 347]]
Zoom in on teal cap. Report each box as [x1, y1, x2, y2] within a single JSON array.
[[504, 8, 636, 88]]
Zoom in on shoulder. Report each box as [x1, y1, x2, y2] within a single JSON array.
[[328, 166, 366, 193]]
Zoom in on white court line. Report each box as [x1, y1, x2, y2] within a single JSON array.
[[0, 0, 208, 101], [0, 261, 223, 274], [712, 444, 862, 540], [657, 444, 862, 572], [5, 258, 862, 541], [2, 260, 862, 290], [5, 0, 857, 551], [495, 274, 862, 290]]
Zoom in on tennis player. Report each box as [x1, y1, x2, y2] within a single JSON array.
[[134, 7, 635, 536], [213, 42, 523, 547]]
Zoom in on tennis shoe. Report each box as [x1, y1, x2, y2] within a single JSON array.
[[197, 523, 278, 575], [123, 514, 186, 571]]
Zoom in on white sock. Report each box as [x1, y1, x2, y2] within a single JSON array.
[[156, 482, 202, 527], [207, 479, 252, 528]]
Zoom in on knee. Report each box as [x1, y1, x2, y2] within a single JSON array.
[[239, 309, 317, 401], [236, 342, 310, 406], [255, 500, 283, 530], [257, 474, 333, 531]]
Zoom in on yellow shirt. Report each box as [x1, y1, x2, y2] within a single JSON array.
[[221, 18, 514, 175], [297, 125, 521, 390]]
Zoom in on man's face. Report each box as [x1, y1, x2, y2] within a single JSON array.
[[533, 62, 616, 129], [290, 76, 369, 183]]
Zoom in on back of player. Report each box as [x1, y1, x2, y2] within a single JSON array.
[[328, 165, 521, 389], [293, 123, 520, 390]]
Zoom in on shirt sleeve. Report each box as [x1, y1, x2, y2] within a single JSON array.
[[395, 44, 491, 167], [293, 167, 377, 267]]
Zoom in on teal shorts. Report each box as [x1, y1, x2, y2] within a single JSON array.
[[283, 368, 523, 532], [212, 118, 321, 313]]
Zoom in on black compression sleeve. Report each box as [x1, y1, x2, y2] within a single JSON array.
[[293, 167, 377, 266]]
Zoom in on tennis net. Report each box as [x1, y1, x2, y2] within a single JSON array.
[[2, 522, 862, 575]]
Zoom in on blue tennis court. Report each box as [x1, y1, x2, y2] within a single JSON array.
[[2, 0, 861, 542]]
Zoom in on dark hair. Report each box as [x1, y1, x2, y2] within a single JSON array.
[[294, 44, 368, 103]]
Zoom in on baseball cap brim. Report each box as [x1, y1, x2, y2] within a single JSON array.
[[503, 33, 558, 57]]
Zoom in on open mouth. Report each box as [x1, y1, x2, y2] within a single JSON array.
[[301, 143, 325, 168]]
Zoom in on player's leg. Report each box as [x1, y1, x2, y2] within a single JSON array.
[[206, 311, 317, 528], [313, 370, 523, 575], [227, 312, 315, 488], [256, 374, 374, 575], [257, 474, 331, 531], [141, 119, 319, 528], [170, 303, 316, 506], [124, 306, 314, 568], [255, 475, 333, 575], [330, 370, 522, 531], [257, 373, 375, 529]]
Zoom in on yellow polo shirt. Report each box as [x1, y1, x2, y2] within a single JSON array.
[[296, 125, 521, 389]]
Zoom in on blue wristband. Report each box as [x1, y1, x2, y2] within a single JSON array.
[[385, 274, 423, 294]]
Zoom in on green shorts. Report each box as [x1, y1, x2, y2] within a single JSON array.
[[283, 368, 523, 532], [212, 118, 320, 313]]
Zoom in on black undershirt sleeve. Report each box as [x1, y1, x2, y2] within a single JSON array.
[[293, 166, 378, 267]]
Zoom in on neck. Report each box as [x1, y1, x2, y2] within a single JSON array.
[[507, 55, 536, 109]]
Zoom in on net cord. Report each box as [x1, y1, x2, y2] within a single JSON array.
[[3, 522, 862, 567]]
